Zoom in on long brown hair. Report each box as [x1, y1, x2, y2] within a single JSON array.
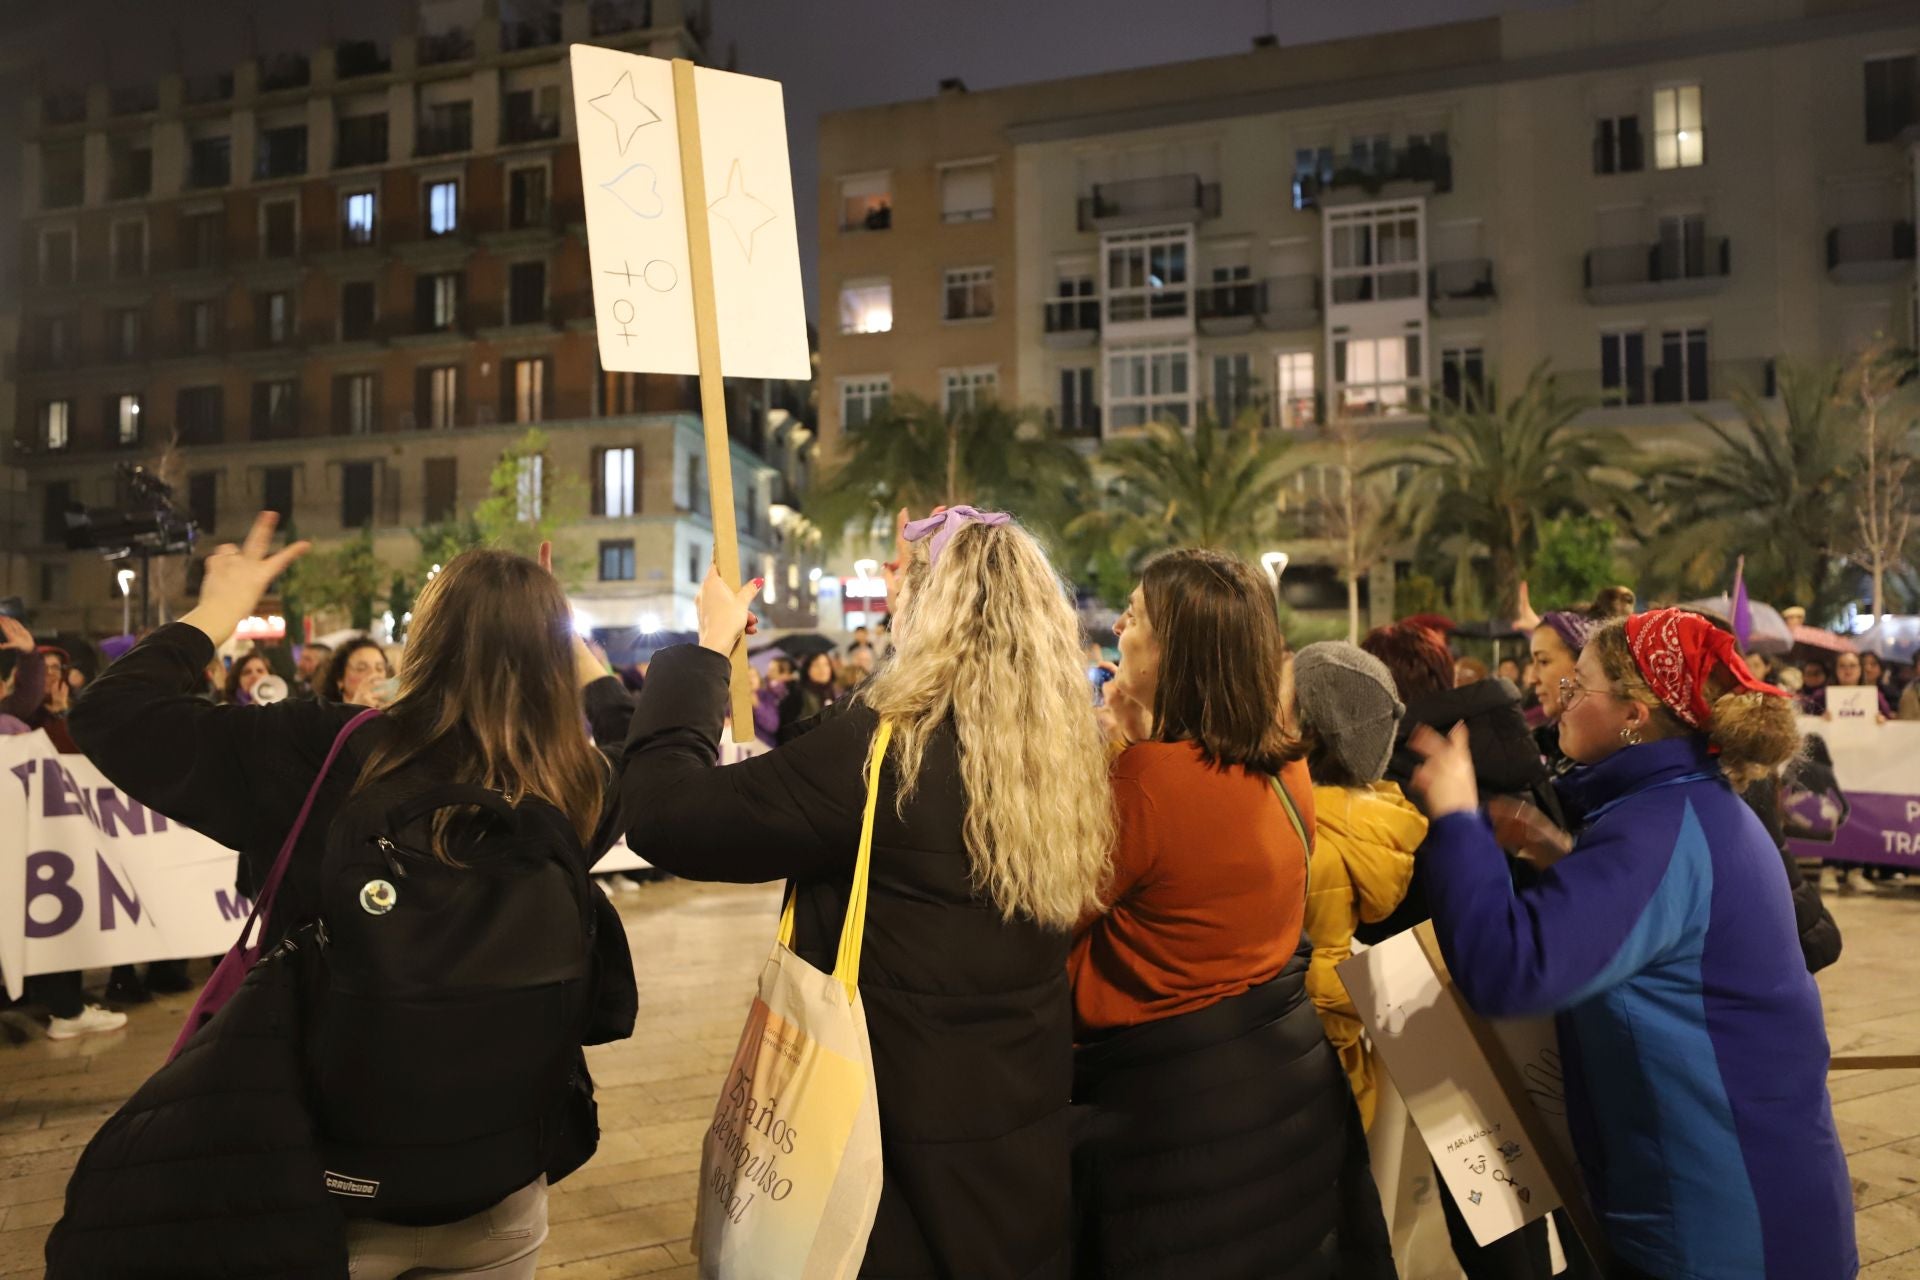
[[1140, 549, 1303, 774], [353, 549, 605, 850]]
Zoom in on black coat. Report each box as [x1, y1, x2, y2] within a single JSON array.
[[1364, 677, 1556, 946], [623, 645, 1073, 1280], [1742, 775, 1843, 973], [1071, 947, 1394, 1280]]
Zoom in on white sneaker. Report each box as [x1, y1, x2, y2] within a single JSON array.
[[609, 874, 644, 894], [47, 1004, 128, 1041]]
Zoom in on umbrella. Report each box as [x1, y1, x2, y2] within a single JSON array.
[[762, 632, 838, 659], [1681, 596, 1792, 655], [748, 646, 788, 673], [1788, 623, 1857, 656], [1854, 617, 1920, 664]]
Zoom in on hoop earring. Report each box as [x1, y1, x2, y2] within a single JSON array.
[[1620, 725, 1641, 746]]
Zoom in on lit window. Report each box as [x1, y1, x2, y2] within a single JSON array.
[[426, 180, 459, 236], [343, 190, 376, 246], [839, 173, 890, 231], [841, 376, 891, 429], [116, 393, 142, 445], [1106, 342, 1191, 429], [1334, 335, 1421, 416], [1275, 351, 1316, 429], [42, 400, 72, 451], [839, 279, 892, 335], [943, 266, 995, 321], [515, 453, 543, 522], [1328, 204, 1422, 304], [1104, 229, 1190, 323], [940, 162, 993, 222], [1653, 85, 1704, 169], [511, 357, 547, 423], [942, 367, 998, 418], [600, 447, 636, 517]]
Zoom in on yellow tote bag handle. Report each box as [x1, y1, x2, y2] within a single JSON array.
[[776, 720, 893, 1004]]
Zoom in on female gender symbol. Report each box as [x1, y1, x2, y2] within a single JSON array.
[[643, 259, 678, 292]]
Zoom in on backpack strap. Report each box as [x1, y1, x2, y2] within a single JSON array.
[[385, 783, 518, 832], [1270, 773, 1312, 904]]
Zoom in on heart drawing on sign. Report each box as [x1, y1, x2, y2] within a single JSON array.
[[602, 163, 666, 220]]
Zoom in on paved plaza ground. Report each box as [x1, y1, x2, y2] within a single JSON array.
[[0, 875, 1915, 1278]]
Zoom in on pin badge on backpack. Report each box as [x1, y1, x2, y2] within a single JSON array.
[[360, 880, 398, 915]]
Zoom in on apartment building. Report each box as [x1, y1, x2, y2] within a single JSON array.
[[818, 0, 1920, 605], [11, 0, 819, 638]]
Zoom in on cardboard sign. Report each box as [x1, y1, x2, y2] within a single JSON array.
[[1338, 926, 1602, 1261], [1825, 685, 1879, 725], [1787, 717, 1920, 869], [569, 44, 809, 380]]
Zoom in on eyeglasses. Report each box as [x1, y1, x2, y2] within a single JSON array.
[[1558, 676, 1621, 709]]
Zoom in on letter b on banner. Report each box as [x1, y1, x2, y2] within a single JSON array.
[[26, 851, 83, 939]]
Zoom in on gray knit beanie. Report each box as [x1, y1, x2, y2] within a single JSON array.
[[1292, 642, 1406, 784]]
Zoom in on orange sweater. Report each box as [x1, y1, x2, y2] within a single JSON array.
[[1070, 742, 1314, 1036]]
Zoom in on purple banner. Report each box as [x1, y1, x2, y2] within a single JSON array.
[[1787, 790, 1920, 870]]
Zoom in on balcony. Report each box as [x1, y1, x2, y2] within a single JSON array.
[[182, 72, 234, 105], [110, 84, 158, 117], [591, 0, 652, 35], [1827, 221, 1915, 284], [335, 40, 391, 79], [1583, 238, 1730, 304], [259, 53, 312, 93], [1330, 268, 1420, 306], [1043, 299, 1100, 348], [418, 29, 475, 65], [1313, 146, 1453, 208], [1430, 258, 1496, 317], [1076, 174, 1220, 232], [502, 111, 562, 145], [1259, 274, 1322, 330], [502, 10, 563, 51], [41, 89, 86, 126], [1560, 357, 1775, 411], [417, 122, 473, 157], [1196, 282, 1261, 335]]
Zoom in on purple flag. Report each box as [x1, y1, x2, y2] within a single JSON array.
[[1731, 557, 1752, 652]]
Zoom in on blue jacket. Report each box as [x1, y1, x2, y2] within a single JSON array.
[[1422, 736, 1856, 1280]]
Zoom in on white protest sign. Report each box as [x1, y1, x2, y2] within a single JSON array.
[[0, 731, 251, 999], [570, 44, 809, 380], [1825, 685, 1879, 726], [1338, 928, 1573, 1247]]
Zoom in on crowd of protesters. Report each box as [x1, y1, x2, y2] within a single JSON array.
[[1, 514, 1884, 1278]]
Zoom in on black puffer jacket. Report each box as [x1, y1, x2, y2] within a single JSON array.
[[1364, 678, 1555, 945], [1071, 945, 1394, 1280], [1743, 774, 1843, 973], [623, 645, 1075, 1279]]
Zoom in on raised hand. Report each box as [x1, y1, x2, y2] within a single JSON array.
[[696, 566, 762, 658], [0, 616, 34, 653], [1407, 722, 1480, 820], [180, 512, 311, 648]]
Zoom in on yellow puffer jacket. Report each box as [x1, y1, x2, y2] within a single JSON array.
[[1305, 781, 1426, 1130]]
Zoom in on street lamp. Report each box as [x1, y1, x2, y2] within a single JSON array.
[[116, 568, 136, 637]]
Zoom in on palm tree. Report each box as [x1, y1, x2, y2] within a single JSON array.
[[1377, 364, 1638, 614], [808, 395, 1090, 549], [1068, 409, 1303, 569], [1642, 361, 1862, 620]]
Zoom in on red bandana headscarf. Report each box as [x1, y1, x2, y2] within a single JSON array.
[[1623, 608, 1787, 729]]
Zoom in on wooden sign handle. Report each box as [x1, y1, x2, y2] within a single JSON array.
[[672, 58, 755, 744]]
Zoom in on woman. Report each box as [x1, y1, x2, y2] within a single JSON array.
[[1290, 642, 1423, 1129], [320, 635, 391, 706], [1804, 650, 1894, 719], [622, 508, 1113, 1279], [1407, 609, 1856, 1280], [68, 514, 637, 1277], [223, 651, 272, 705], [1797, 657, 1830, 712], [776, 649, 838, 743], [1527, 609, 1601, 773], [1073, 550, 1391, 1280], [1861, 652, 1902, 710]]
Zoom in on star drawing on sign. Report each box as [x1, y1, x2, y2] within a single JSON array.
[[709, 159, 776, 260], [588, 71, 661, 156]]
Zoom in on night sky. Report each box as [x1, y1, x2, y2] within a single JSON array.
[[0, 0, 1563, 310]]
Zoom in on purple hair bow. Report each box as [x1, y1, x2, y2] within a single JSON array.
[[901, 506, 1012, 567]]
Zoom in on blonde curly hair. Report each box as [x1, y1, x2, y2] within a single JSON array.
[[856, 520, 1114, 929]]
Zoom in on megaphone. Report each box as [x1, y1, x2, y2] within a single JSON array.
[[251, 675, 290, 705]]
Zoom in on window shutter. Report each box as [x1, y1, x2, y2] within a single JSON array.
[[940, 165, 993, 219]]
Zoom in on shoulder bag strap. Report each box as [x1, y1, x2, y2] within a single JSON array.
[[774, 720, 893, 1006], [1270, 772, 1312, 904], [242, 706, 382, 947]]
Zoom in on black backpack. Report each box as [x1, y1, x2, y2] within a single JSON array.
[[307, 777, 598, 1223]]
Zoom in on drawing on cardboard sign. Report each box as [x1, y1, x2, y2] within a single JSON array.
[[708, 158, 776, 260], [588, 70, 662, 154], [644, 259, 678, 291], [602, 162, 667, 219]]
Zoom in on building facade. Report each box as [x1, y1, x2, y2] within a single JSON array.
[[817, 0, 1920, 608], [11, 0, 819, 639]]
